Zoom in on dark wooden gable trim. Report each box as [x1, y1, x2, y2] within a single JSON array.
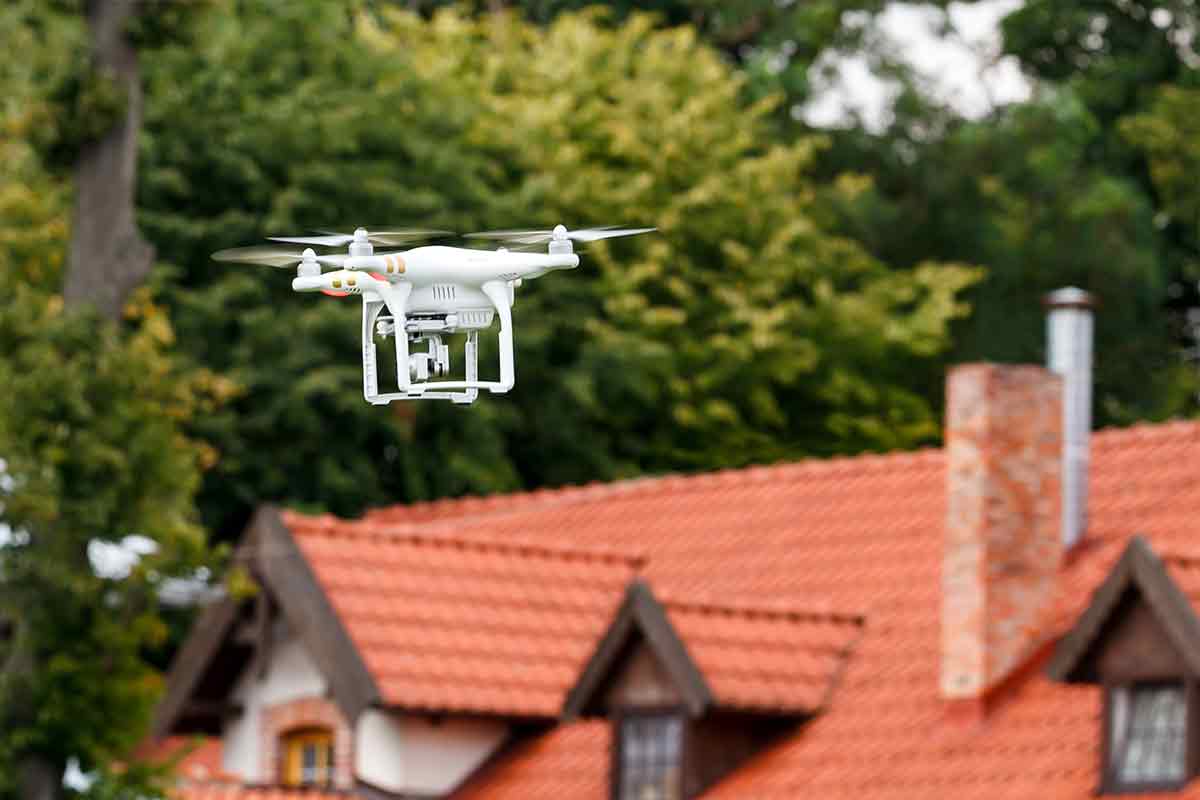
[[153, 516, 270, 738], [563, 579, 713, 719], [154, 506, 382, 737], [1047, 535, 1200, 683], [252, 505, 382, 720], [152, 591, 243, 737]]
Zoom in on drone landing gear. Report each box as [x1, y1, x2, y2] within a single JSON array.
[[361, 280, 514, 405]]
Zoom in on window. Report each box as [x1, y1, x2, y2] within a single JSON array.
[[1107, 682, 1189, 791], [281, 728, 335, 788], [617, 713, 683, 800]]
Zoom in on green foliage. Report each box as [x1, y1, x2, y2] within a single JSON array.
[[811, 0, 1200, 424], [1122, 85, 1200, 271], [999, 0, 1194, 125], [0, 2, 77, 288], [0, 288, 214, 794], [0, 8, 202, 791], [819, 88, 1189, 423], [398, 0, 892, 117], [380, 7, 980, 463], [137, 0, 514, 534]]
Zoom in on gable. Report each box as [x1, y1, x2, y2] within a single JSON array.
[[1048, 535, 1200, 684], [1093, 590, 1191, 682], [156, 506, 380, 738], [564, 580, 712, 718], [564, 579, 862, 720], [601, 636, 687, 710]]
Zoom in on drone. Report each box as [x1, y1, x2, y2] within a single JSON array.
[[213, 225, 654, 404]]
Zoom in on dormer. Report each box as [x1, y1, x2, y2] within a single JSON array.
[[563, 580, 862, 799], [1048, 536, 1200, 794]]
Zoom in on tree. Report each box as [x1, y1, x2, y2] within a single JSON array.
[[806, 0, 1200, 424], [391, 0, 892, 113], [816, 87, 1192, 424], [1121, 84, 1200, 278], [0, 5, 214, 798], [0, 289, 213, 800]]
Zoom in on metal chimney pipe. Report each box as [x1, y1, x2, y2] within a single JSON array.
[[1044, 287, 1095, 549]]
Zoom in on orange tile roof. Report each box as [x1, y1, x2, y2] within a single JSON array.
[[175, 789, 355, 800], [135, 736, 234, 786], [1162, 551, 1200, 602], [282, 513, 641, 717], [661, 596, 862, 713], [442, 420, 1200, 799], [453, 720, 610, 800]]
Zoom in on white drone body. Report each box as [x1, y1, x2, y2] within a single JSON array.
[[214, 225, 652, 404]]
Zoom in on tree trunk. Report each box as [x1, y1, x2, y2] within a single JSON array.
[[5, 618, 63, 800], [64, 0, 154, 320], [17, 757, 63, 800]]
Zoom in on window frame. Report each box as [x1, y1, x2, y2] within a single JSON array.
[[1101, 679, 1197, 795], [280, 726, 336, 789], [611, 706, 688, 800]]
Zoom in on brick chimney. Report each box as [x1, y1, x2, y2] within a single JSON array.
[[941, 364, 1063, 700]]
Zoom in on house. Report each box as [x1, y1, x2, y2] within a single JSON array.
[[156, 288, 1200, 799]]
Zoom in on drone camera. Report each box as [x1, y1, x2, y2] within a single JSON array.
[[408, 334, 451, 381]]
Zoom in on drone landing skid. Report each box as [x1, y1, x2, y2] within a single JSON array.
[[361, 279, 514, 405]]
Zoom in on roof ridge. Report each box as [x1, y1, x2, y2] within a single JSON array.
[[359, 418, 1200, 526], [660, 592, 865, 626], [1092, 417, 1200, 445], [283, 511, 646, 569], [1159, 548, 1200, 567], [363, 447, 946, 525]]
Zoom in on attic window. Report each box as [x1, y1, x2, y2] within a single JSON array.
[[281, 728, 335, 788], [1107, 682, 1189, 792], [617, 712, 683, 800]]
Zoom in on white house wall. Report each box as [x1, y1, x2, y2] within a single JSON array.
[[355, 709, 509, 795], [220, 617, 508, 792], [221, 619, 328, 781]]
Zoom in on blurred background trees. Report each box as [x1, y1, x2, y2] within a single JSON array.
[[135, 2, 978, 537], [1, 0, 1199, 792]]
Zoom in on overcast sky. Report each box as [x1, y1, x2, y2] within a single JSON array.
[[803, 0, 1030, 131]]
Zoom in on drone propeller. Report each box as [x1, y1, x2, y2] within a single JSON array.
[[464, 224, 655, 246], [211, 246, 347, 268], [268, 228, 454, 248]]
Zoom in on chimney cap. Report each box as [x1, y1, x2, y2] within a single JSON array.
[[1043, 286, 1097, 311]]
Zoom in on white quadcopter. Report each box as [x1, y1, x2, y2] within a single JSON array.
[[213, 225, 654, 404]]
